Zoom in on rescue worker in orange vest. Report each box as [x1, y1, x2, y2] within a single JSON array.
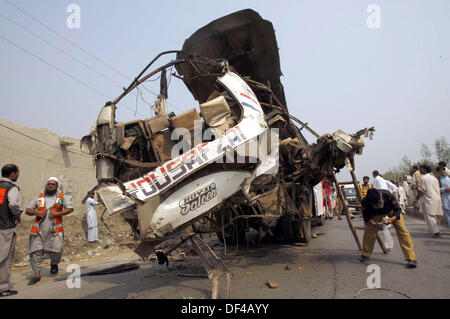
[[360, 176, 373, 199], [0, 164, 22, 297], [25, 177, 73, 285]]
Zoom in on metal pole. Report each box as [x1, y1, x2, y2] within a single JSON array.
[[332, 171, 362, 251]]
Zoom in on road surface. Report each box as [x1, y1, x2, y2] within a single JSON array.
[[7, 214, 450, 299]]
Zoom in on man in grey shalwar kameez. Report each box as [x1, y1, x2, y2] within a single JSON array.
[[25, 177, 73, 285], [0, 164, 22, 297]]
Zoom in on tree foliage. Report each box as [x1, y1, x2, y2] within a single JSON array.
[[434, 136, 450, 164], [382, 136, 449, 181]]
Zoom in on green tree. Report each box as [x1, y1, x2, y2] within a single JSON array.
[[434, 136, 450, 164], [420, 143, 433, 163], [398, 155, 412, 176]]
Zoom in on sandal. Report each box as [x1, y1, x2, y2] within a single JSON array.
[[0, 290, 18, 297], [27, 277, 41, 285]]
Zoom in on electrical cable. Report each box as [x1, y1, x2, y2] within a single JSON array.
[[0, 12, 178, 114], [0, 12, 125, 90], [0, 121, 88, 157], [0, 32, 146, 117], [0, 141, 93, 169], [3, 0, 186, 114]]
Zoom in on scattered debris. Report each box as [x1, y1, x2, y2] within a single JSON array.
[[177, 273, 209, 278], [82, 263, 140, 277], [267, 280, 279, 289], [176, 264, 186, 270], [120, 243, 137, 249], [285, 264, 292, 270]]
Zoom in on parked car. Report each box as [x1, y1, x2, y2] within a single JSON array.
[[342, 185, 358, 214]]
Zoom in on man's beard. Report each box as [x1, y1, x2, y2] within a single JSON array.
[[45, 188, 57, 196]]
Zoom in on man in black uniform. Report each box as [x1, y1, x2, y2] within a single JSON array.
[[360, 188, 417, 268]]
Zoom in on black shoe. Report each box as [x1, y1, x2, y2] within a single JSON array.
[[0, 290, 18, 297], [406, 260, 417, 268], [359, 255, 369, 262], [27, 277, 41, 285], [50, 264, 58, 275]]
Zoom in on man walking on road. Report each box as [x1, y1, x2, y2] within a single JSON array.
[[360, 188, 417, 268], [25, 177, 73, 285], [403, 176, 411, 207], [436, 166, 450, 230], [0, 164, 22, 297], [411, 166, 422, 208], [415, 165, 443, 238], [372, 170, 388, 190], [396, 181, 407, 214]]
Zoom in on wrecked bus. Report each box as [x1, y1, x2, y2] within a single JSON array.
[[80, 9, 373, 298]]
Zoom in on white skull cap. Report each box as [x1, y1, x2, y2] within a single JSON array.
[[47, 177, 59, 184]]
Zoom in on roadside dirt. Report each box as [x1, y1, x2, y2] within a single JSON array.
[[12, 210, 134, 268]]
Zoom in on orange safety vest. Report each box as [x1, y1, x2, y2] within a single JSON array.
[[360, 184, 373, 199], [30, 192, 64, 235]]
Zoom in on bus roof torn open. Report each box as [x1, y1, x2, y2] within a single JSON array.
[[81, 9, 374, 299]]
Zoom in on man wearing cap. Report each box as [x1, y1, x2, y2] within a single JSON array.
[[360, 188, 417, 268], [25, 177, 73, 285]]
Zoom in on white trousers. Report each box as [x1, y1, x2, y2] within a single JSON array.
[[87, 226, 98, 242], [423, 211, 440, 234]]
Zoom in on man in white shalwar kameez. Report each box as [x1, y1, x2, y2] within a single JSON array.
[[396, 181, 407, 213], [372, 170, 388, 191], [408, 171, 415, 206], [402, 176, 410, 207], [415, 165, 443, 238], [86, 192, 99, 243], [412, 166, 421, 208]]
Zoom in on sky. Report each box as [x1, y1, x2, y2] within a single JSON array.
[[0, 0, 449, 182]]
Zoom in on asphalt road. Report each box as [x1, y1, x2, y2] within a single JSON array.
[[7, 214, 450, 299]]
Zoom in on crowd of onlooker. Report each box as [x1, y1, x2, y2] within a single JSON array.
[[319, 160, 450, 237]]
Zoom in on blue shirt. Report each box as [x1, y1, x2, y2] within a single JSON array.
[[439, 175, 450, 210]]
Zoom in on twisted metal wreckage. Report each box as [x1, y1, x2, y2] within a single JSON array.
[[80, 9, 374, 298]]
